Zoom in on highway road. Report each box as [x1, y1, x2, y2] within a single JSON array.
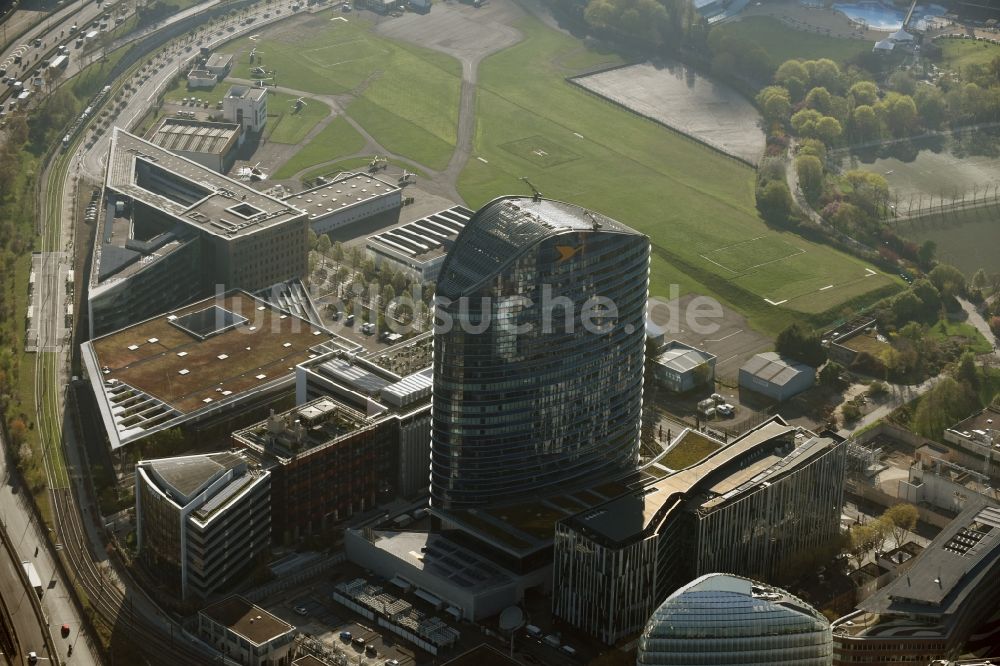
[[0, 502, 49, 666]]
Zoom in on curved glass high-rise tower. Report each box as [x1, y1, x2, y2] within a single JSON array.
[[430, 196, 649, 510]]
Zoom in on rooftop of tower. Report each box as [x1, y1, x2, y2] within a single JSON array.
[[436, 196, 646, 298]]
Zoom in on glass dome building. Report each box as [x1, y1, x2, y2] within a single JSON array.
[[430, 196, 649, 510], [637, 573, 833, 665]]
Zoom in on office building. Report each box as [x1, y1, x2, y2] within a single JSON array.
[[284, 171, 401, 235], [233, 397, 400, 544], [88, 129, 308, 337], [135, 453, 270, 600], [294, 335, 433, 498], [553, 418, 846, 643], [148, 117, 241, 173], [430, 196, 650, 510], [366, 205, 473, 282], [637, 573, 833, 665], [204, 53, 233, 80], [832, 500, 1000, 664], [198, 595, 296, 666], [223, 85, 267, 134], [82, 290, 343, 449]]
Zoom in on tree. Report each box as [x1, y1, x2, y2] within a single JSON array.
[[805, 86, 833, 114], [869, 517, 891, 555], [915, 87, 947, 129], [757, 180, 793, 224], [972, 268, 988, 292], [928, 263, 967, 299], [887, 70, 917, 95], [316, 233, 332, 256], [805, 58, 843, 93], [798, 138, 827, 162], [307, 228, 318, 250], [775, 59, 809, 88], [795, 154, 823, 202], [849, 80, 879, 106], [883, 503, 919, 549], [851, 104, 880, 141], [956, 351, 981, 393], [756, 86, 792, 124], [849, 522, 875, 569], [917, 240, 936, 270], [791, 108, 823, 136], [815, 115, 843, 145], [819, 361, 846, 388], [776, 322, 827, 367], [911, 376, 980, 439]]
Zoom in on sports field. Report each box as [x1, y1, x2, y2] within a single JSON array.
[[225, 13, 461, 169], [461, 18, 898, 333]]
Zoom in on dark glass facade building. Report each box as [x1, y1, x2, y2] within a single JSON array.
[[430, 196, 649, 509]]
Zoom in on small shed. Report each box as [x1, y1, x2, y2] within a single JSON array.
[[739, 352, 815, 402], [873, 39, 895, 53]]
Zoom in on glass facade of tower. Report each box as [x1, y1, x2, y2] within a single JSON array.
[[430, 197, 649, 509]]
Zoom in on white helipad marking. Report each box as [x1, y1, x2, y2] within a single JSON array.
[[819, 284, 834, 291], [330, 16, 348, 21], [864, 268, 876, 276], [533, 149, 548, 157], [248, 33, 261, 40], [764, 298, 787, 306], [477, 157, 488, 163]]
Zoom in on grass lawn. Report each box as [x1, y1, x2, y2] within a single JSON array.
[[711, 16, 871, 67], [273, 115, 366, 178], [300, 156, 388, 182], [265, 91, 329, 144], [928, 319, 993, 354], [937, 38, 1000, 73], [225, 12, 460, 169], [662, 431, 721, 470], [71, 49, 129, 100], [162, 80, 232, 107], [461, 17, 898, 335]]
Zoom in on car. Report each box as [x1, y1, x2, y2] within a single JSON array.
[[366, 644, 377, 656], [717, 404, 734, 417], [61, 623, 71, 637], [342, 3, 351, 10], [344, 314, 355, 326], [339, 631, 352, 642], [293, 605, 308, 616], [385, 660, 401, 666], [352, 636, 366, 648], [28, 653, 38, 665]]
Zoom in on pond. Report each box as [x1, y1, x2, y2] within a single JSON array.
[[573, 62, 765, 164]]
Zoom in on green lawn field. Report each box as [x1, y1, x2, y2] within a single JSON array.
[[273, 115, 367, 178], [224, 12, 461, 169], [265, 91, 329, 144], [710, 16, 871, 67], [937, 38, 1000, 73], [461, 17, 898, 334]]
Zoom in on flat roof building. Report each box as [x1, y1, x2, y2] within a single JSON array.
[[198, 595, 296, 666], [739, 351, 816, 402], [81, 290, 344, 450], [832, 500, 1000, 664], [223, 84, 267, 134], [136, 452, 270, 600], [88, 129, 308, 337], [637, 574, 832, 665], [366, 205, 473, 282], [148, 117, 241, 173], [186, 69, 217, 89], [553, 418, 847, 643], [283, 172, 402, 236], [203, 52, 233, 80]]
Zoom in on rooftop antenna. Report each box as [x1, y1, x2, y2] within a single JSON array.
[[520, 176, 542, 202]]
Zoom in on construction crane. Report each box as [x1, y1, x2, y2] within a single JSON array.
[[520, 176, 542, 202]]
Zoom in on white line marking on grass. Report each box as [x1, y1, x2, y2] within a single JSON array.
[[477, 157, 488, 163], [741, 247, 806, 272], [248, 34, 261, 40], [573, 132, 584, 138], [819, 284, 834, 291], [864, 268, 876, 276], [706, 329, 742, 343], [330, 16, 348, 21], [764, 298, 788, 306], [699, 254, 739, 274]]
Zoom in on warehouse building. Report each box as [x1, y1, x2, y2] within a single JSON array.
[[81, 290, 345, 450], [739, 352, 815, 402], [283, 172, 402, 235], [88, 130, 308, 337], [651, 340, 716, 393], [147, 118, 241, 173], [135, 452, 270, 600], [366, 205, 473, 282]]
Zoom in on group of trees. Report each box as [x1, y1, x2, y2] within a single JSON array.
[[909, 352, 994, 438], [847, 503, 919, 569], [776, 322, 828, 367]]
